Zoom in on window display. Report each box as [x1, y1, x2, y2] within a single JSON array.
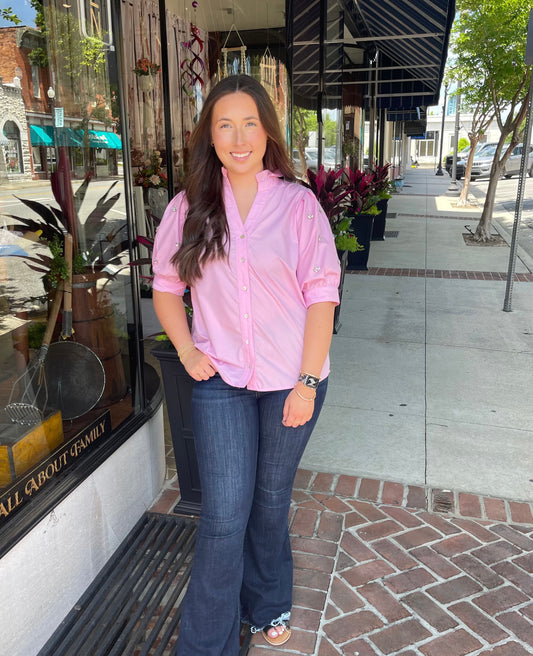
[[0, 0, 135, 525]]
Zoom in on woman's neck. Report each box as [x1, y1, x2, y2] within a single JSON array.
[[227, 171, 260, 223]]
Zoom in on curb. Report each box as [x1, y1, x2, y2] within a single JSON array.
[[294, 470, 533, 527]]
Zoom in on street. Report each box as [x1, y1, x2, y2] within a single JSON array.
[[464, 174, 533, 264]]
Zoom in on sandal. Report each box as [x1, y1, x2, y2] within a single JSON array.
[[262, 623, 291, 646]]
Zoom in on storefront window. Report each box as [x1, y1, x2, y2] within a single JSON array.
[[0, 0, 137, 527], [0, 0, 290, 532]]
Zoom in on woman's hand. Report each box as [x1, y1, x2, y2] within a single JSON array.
[[181, 348, 217, 381], [282, 383, 315, 427]]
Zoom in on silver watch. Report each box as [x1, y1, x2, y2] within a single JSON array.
[[298, 373, 320, 389]]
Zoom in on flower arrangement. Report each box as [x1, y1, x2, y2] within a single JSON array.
[[134, 150, 168, 188], [133, 58, 161, 76]]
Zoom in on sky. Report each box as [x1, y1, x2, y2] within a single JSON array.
[[0, 1, 36, 28]]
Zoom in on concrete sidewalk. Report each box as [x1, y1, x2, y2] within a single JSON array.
[[148, 166, 533, 656], [302, 166, 533, 503]]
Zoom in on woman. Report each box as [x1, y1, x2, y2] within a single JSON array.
[[152, 75, 340, 655]]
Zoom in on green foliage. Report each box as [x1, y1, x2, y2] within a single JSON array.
[[27, 321, 46, 349], [81, 36, 106, 73], [292, 107, 339, 150], [1, 7, 22, 24], [32, 0, 45, 32], [450, 0, 531, 118], [457, 137, 470, 152], [28, 46, 48, 68], [334, 216, 364, 252], [45, 234, 69, 288]]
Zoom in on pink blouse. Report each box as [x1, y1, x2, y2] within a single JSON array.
[[152, 168, 341, 391]]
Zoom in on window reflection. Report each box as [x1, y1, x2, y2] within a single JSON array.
[[0, 0, 134, 518]]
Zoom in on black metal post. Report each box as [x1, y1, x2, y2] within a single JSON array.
[[158, 0, 174, 197], [436, 84, 448, 175]]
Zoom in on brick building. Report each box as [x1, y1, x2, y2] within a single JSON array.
[[0, 26, 51, 180]]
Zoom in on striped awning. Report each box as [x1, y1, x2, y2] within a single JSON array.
[[29, 126, 122, 149], [290, 0, 455, 114], [29, 125, 54, 146]]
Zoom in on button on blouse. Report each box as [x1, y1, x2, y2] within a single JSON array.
[[152, 168, 341, 391]]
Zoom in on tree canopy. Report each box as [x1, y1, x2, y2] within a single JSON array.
[[449, 0, 531, 238]]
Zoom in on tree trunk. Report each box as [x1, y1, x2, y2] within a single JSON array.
[[457, 135, 479, 207], [474, 160, 505, 241], [474, 132, 522, 241]]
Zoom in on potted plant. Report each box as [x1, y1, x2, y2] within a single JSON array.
[[369, 163, 394, 241], [127, 221, 200, 515], [342, 167, 381, 271], [133, 149, 168, 216], [306, 166, 363, 332], [9, 161, 129, 408]]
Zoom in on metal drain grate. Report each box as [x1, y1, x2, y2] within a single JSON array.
[[37, 513, 209, 656], [39, 512, 252, 656], [384, 230, 399, 238]]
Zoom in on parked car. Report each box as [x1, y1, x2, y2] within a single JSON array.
[[470, 144, 499, 180], [502, 143, 533, 178], [446, 142, 498, 179], [292, 150, 312, 175], [445, 146, 470, 178], [323, 146, 337, 169], [304, 148, 319, 171]]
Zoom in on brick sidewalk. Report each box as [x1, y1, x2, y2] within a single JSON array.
[[151, 470, 533, 656]]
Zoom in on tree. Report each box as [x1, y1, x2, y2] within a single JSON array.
[[292, 106, 310, 175], [1, 7, 22, 24], [451, 0, 531, 240]]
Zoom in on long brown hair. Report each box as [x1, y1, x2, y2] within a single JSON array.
[[171, 75, 296, 285]]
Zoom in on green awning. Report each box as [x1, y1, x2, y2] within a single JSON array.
[[57, 127, 84, 147], [29, 126, 121, 149], [29, 125, 54, 146], [103, 132, 122, 149], [82, 129, 122, 149]]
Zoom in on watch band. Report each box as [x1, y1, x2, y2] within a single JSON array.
[[298, 373, 320, 389]]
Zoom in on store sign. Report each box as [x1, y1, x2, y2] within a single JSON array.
[[54, 107, 64, 128], [0, 411, 111, 525], [78, 0, 114, 47]]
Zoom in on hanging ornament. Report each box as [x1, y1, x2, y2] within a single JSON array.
[[221, 24, 247, 78], [181, 24, 205, 98]]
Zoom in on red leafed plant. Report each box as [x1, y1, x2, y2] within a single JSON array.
[[306, 165, 351, 222], [343, 167, 380, 214], [369, 163, 394, 199], [306, 165, 363, 253]]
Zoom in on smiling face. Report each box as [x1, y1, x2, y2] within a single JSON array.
[[210, 91, 268, 183]]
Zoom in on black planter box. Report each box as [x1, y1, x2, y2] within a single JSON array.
[[371, 198, 389, 241], [152, 342, 202, 515], [334, 250, 348, 334], [346, 213, 373, 271]]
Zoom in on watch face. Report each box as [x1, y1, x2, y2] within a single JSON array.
[[300, 374, 319, 389]]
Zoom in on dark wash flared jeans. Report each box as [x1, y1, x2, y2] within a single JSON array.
[[176, 374, 328, 656]]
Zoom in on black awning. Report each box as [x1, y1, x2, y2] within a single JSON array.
[[289, 0, 455, 113], [354, 0, 455, 111], [289, 0, 344, 110]]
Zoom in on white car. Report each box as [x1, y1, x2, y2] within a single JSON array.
[[502, 143, 533, 178], [470, 145, 499, 180]]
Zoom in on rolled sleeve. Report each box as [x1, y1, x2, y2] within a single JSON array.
[[296, 190, 341, 308], [152, 192, 188, 296]]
